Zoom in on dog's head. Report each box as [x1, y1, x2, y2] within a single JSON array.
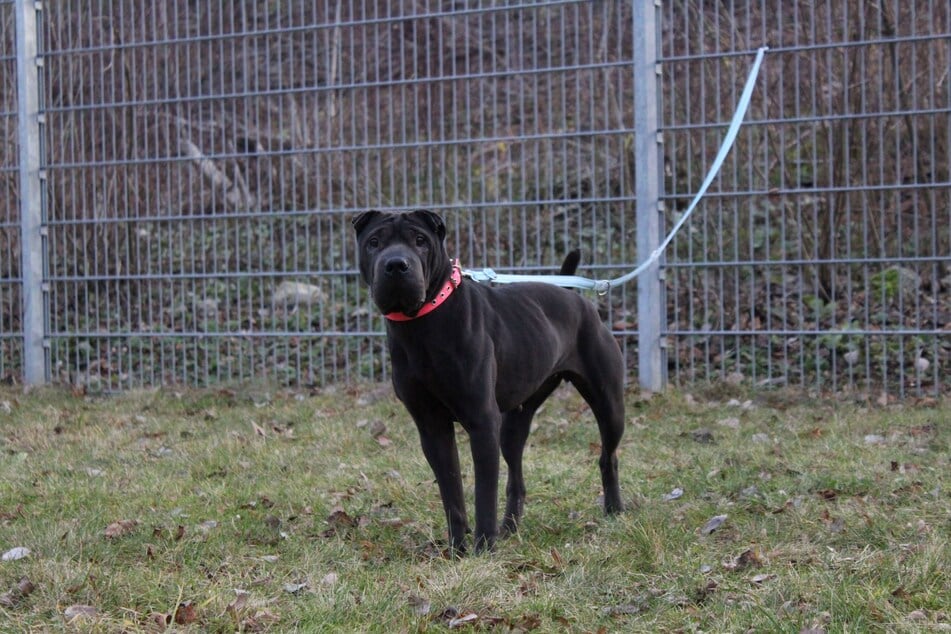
[[352, 210, 451, 317]]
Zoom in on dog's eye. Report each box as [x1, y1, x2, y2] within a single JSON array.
[[415, 235, 427, 247], [367, 237, 379, 249]]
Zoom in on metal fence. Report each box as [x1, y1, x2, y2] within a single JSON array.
[[662, 2, 950, 398], [1, 1, 948, 397]]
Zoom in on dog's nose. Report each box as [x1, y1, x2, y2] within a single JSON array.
[[384, 256, 410, 276]]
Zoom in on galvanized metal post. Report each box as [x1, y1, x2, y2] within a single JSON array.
[[15, 0, 47, 385], [633, 0, 666, 392]]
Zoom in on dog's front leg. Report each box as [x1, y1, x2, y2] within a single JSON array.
[[466, 419, 501, 552], [415, 418, 469, 553]]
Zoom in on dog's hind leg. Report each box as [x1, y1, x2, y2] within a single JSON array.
[[566, 340, 625, 515], [574, 379, 624, 514], [500, 375, 562, 535]]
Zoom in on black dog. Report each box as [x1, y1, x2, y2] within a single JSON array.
[[353, 209, 624, 553]]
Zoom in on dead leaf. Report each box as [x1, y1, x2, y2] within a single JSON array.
[[2, 546, 30, 561], [0, 503, 24, 522], [250, 420, 266, 437], [226, 589, 250, 620], [407, 593, 431, 616], [662, 487, 684, 501], [513, 614, 542, 631], [700, 514, 728, 536], [448, 612, 479, 628], [820, 511, 845, 533], [0, 576, 35, 608], [284, 582, 307, 594], [376, 435, 392, 448], [324, 507, 357, 536], [724, 548, 762, 571], [750, 573, 776, 584], [63, 604, 98, 622], [173, 601, 198, 625], [602, 594, 651, 616], [368, 420, 387, 438], [148, 612, 171, 631], [104, 519, 139, 539], [890, 461, 919, 474], [241, 609, 280, 630]]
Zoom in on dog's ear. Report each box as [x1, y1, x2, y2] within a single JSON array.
[[409, 209, 446, 242], [352, 210, 383, 234]]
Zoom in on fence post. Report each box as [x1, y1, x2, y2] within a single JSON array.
[[15, 0, 47, 385], [633, 0, 666, 392]]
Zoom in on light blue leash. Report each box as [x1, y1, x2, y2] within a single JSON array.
[[463, 46, 769, 294]]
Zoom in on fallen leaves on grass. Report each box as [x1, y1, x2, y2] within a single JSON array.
[[284, 581, 307, 594], [63, 604, 98, 622], [819, 509, 846, 533], [148, 612, 172, 630], [447, 612, 479, 628], [0, 576, 35, 608], [146, 601, 199, 631], [890, 461, 920, 474], [241, 609, 281, 631], [223, 589, 281, 631], [718, 416, 741, 429], [2, 546, 30, 561], [104, 519, 139, 539], [407, 593, 431, 616], [723, 548, 762, 572], [0, 503, 24, 522], [602, 597, 651, 616], [173, 601, 199, 625], [226, 589, 250, 619], [324, 507, 357, 535], [662, 487, 684, 501], [700, 514, 728, 536]]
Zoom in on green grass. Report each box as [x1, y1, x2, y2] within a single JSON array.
[[0, 384, 947, 632]]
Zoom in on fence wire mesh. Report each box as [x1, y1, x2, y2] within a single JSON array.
[[662, 1, 950, 398], [1, 0, 23, 381], [0, 1, 948, 397], [17, 1, 638, 390]]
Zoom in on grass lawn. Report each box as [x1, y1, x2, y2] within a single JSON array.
[[0, 383, 947, 632]]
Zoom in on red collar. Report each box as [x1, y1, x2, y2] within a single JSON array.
[[384, 260, 462, 322]]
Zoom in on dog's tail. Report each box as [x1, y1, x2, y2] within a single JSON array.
[[559, 249, 581, 276]]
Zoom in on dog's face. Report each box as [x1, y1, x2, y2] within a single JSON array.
[[352, 210, 449, 317]]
